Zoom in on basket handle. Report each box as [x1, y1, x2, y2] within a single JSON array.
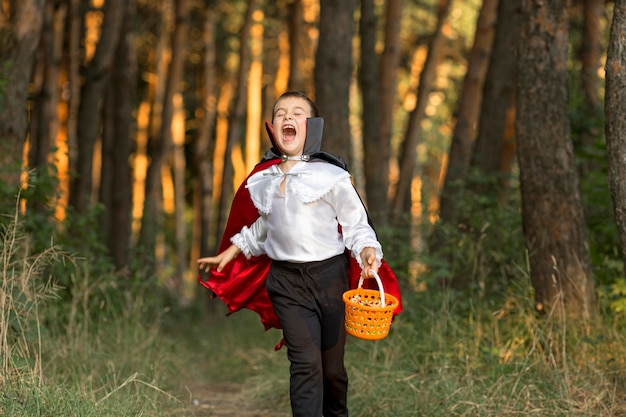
[[357, 270, 386, 307]]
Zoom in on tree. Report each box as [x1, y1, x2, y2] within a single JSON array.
[[314, 0, 356, 161], [63, 0, 82, 206], [605, 0, 626, 275], [359, 0, 380, 216], [216, 0, 257, 237], [100, 0, 137, 271], [140, 0, 190, 288], [137, 0, 170, 258], [0, 0, 45, 191], [577, 0, 607, 177], [392, 0, 452, 223], [70, 0, 124, 215], [29, 1, 64, 175], [168, 0, 191, 293], [26, 0, 65, 221], [361, 0, 405, 224], [286, 0, 307, 92], [516, 0, 595, 320], [469, 0, 522, 193], [581, 0, 605, 111], [438, 0, 499, 225], [190, 0, 218, 289]]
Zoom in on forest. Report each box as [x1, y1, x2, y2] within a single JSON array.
[[1, 0, 626, 415]]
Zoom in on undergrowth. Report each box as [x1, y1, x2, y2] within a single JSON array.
[[241, 274, 626, 416], [2, 172, 626, 416], [340, 286, 626, 417]]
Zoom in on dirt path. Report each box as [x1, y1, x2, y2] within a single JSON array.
[[179, 382, 290, 417]]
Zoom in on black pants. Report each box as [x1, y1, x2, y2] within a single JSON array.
[[266, 253, 350, 417]]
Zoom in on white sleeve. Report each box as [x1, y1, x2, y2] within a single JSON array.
[[326, 179, 383, 268], [230, 215, 267, 259]]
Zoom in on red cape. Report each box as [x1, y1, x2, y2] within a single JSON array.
[[199, 158, 403, 332]]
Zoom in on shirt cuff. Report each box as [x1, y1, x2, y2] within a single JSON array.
[[231, 233, 253, 259], [352, 241, 383, 270]]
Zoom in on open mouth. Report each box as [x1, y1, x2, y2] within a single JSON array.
[[282, 125, 296, 141]]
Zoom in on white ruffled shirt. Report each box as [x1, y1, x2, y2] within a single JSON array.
[[231, 161, 383, 268]]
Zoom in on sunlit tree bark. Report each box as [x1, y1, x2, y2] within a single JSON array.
[[517, 0, 595, 320], [0, 0, 45, 191], [245, 10, 264, 172], [605, 0, 626, 275]]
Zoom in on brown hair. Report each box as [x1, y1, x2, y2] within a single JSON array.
[[272, 91, 319, 120]]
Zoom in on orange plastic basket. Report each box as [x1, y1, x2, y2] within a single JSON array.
[[342, 270, 399, 340]]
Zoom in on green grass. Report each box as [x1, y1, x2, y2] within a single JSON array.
[[3, 207, 626, 416], [342, 290, 626, 417], [3, 275, 626, 416], [1, 293, 291, 416]]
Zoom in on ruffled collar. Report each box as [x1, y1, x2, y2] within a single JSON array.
[[246, 162, 350, 215]]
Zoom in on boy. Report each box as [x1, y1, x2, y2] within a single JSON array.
[[198, 91, 400, 417]]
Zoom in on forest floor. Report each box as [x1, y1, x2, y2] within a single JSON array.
[[179, 381, 290, 417]]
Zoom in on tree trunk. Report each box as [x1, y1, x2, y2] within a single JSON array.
[[59, 0, 82, 217], [191, 0, 217, 291], [138, 0, 169, 258], [438, 0, 499, 225], [577, 0, 606, 176], [0, 0, 45, 191], [581, 0, 605, 111], [157, 0, 190, 292], [605, 0, 626, 275], [172, 92, 188, 296], [516, 0, 595, 320], [27, 0, 64, 219], [29, 1, 65, 173], [314, 0, 356, 161], [363, 0, 404, 224], [392, 0, 451, 224], [217, 0, 256, 237], [245, 11, 264, 172], [287, 0, 307, 92], [100, 0, 137, 272], [262, 4, 282, 123], [70, 0, 123, 215], [359, 0, 379, 198], [469, 0, 522, 193]]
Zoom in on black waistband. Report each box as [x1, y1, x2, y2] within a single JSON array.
[[272, 252, 348, 273]]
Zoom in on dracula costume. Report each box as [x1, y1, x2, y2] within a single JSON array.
[[198, 117, 403, 417]]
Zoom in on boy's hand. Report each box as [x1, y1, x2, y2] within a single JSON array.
[[360, 247, 378, 279], [197, 244, 241, 273]]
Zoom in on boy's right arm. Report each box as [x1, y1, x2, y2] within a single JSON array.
[[197, 244, 242, 273]]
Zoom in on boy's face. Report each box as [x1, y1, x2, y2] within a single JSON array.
[[272, 97, 312, 156]]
